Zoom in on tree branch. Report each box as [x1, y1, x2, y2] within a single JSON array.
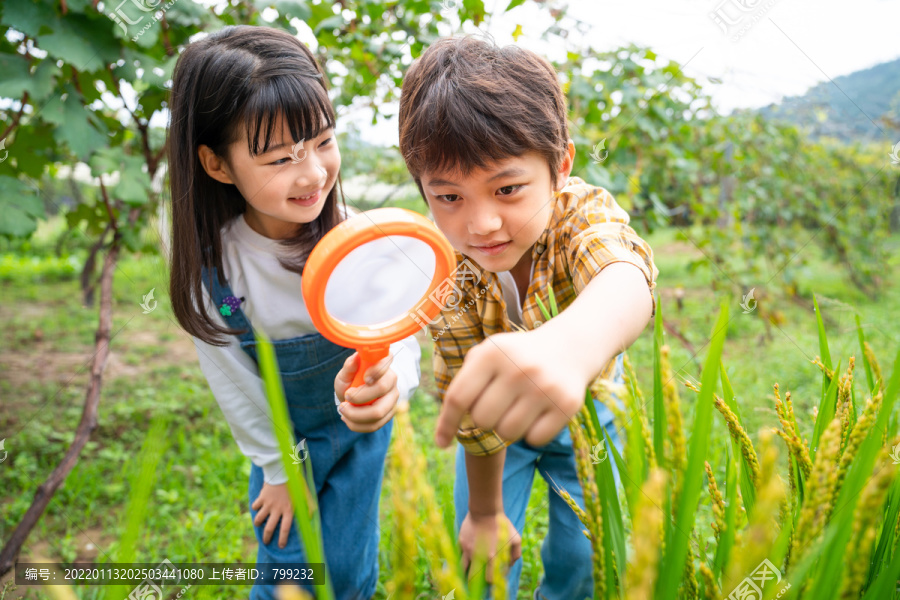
[[0, 91, 30, 142], [0, 232, 122, 576]]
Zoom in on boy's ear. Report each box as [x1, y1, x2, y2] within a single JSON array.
[[198, 145, 235, 185], [555, 140, 576, 191]]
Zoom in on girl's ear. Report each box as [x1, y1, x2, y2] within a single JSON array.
[[555, 140, 576, 190], [198, 145, 235, 185]]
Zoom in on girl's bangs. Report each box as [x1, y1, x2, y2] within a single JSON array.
[[243, 73, 335, 157]]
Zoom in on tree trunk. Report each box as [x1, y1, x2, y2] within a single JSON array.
[[0, 238, 121, 576]]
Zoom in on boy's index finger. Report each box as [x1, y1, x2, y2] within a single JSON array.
[[435, 365, 492, 447], [435, 397, 467, 448]]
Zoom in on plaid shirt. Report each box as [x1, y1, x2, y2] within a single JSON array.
[[425, 177, 658, 456]]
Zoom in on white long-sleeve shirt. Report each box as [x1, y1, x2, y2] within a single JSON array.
[[193, 211, 422, 485]]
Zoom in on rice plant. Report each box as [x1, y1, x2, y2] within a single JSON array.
[[547, 291, 900, 600], [259, 289, 900, 599]]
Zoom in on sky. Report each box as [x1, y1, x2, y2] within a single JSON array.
[[11, 0, 893, 146], [339, 0, 900, 145]]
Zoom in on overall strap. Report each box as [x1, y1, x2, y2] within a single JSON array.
[[200, 264, 257, 346]]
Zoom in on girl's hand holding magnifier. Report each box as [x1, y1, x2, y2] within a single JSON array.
[[334, 352, 399, 433], [302, 207, 456, 434]]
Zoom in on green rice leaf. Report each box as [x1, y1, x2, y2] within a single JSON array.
[[104, 415, 170, 600], [808, 349, 900, 599], [855, 313, 876, 398], [597, 424, 626, 599], [547, 283, 558, 318], [713, 443, 737, 576], [652, 295, 667, 468], [606, 426, 637, 519], [256, 328, 334, 600], [810, 359, 842, 461], [534, 293, 552, 322], [626, 389, 648, 495], [869, 476, 900, 583], [814, 294, 833, 391], [772, 525, 837, 600], [720, 360, 756, 515], [860, 538, 900, 600], [655, 300, 729, 600]]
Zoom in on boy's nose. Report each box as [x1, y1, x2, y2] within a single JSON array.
[[466, 205, 502, 236]]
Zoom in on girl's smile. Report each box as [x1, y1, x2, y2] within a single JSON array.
[[198, 117, 341, 240]]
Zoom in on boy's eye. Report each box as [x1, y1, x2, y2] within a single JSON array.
[[497, 185, 521, 196], [436, 194, 460, 203]]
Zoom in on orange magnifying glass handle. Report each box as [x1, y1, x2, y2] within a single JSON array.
[[301, 208, 457, 405]]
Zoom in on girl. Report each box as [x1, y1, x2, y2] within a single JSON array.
[[166, 25, 421, 600]]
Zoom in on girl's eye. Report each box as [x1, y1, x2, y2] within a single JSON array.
[[318, 137, 332, 148], [436, 194, 460, 203], [271, 157, 290, 166], [497, 185, 521, 196]]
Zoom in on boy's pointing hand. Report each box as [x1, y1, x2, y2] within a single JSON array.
[[435, 328, 590, 449]]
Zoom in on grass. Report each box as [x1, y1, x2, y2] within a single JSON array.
[[1, 226, 899, 598]]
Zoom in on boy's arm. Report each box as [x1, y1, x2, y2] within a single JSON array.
[[545, 261, 652, 383], [435, 184, 657, 448], [459, 447, 522, 575], [465, 448, 505, 516]]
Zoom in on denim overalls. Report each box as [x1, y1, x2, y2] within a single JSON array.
[[453, 353, 625, 600], [202, 266, 392, 600]]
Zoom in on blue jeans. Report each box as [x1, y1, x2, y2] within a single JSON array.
[[202, 266, 391, 600], [454, 356, 624, 600]]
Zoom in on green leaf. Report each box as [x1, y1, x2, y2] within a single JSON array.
[[505, 0, 527, 11], [585, 391, 626, 600], [0, 1, 50, 37], [113, 156, 152, 206], [255, 329, 335, 600], [861, 540, 900, 600], [0, 176, 44, 238], [652, 294, 666, 467], [271, 0, 312, 21], [534, 293, 552, 322], [809, 348, 900, 599], [869, 476, 900, 582], [0, 54, 59, 102], [44, 89, 108, 161], [36, 14, 120, 71], [813, 293, 832, 381], [314, 14, 344, 34], [856, 313, 876, 395], [810, 359, 841, 460], [656, 300, 729, 600], [605, 427, 634, 510], [90, 147, 124, 177], [713, 444, 737, 575], [547, 283, 558, 317], [625, 375, 647, 488], [597, 427, 626, 600], [720, 360, 756, 513], [107, 414, 170, 600]]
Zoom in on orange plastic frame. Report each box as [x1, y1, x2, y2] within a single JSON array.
[[302, 207, 456, 405]]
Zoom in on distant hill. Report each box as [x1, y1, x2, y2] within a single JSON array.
[[753, 57, 900, 143]]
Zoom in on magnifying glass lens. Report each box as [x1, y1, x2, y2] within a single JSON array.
[[323, 236, 436, 327]]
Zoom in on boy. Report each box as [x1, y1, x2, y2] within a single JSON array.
[[398, 37, 658, 599]]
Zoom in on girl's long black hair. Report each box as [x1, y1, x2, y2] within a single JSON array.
[[166, 25, 345, 345]]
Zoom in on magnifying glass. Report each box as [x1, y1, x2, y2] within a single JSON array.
[[301, 207, 457, 405]]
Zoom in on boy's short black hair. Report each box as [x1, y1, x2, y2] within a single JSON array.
[[399, 36, 569, 190]]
